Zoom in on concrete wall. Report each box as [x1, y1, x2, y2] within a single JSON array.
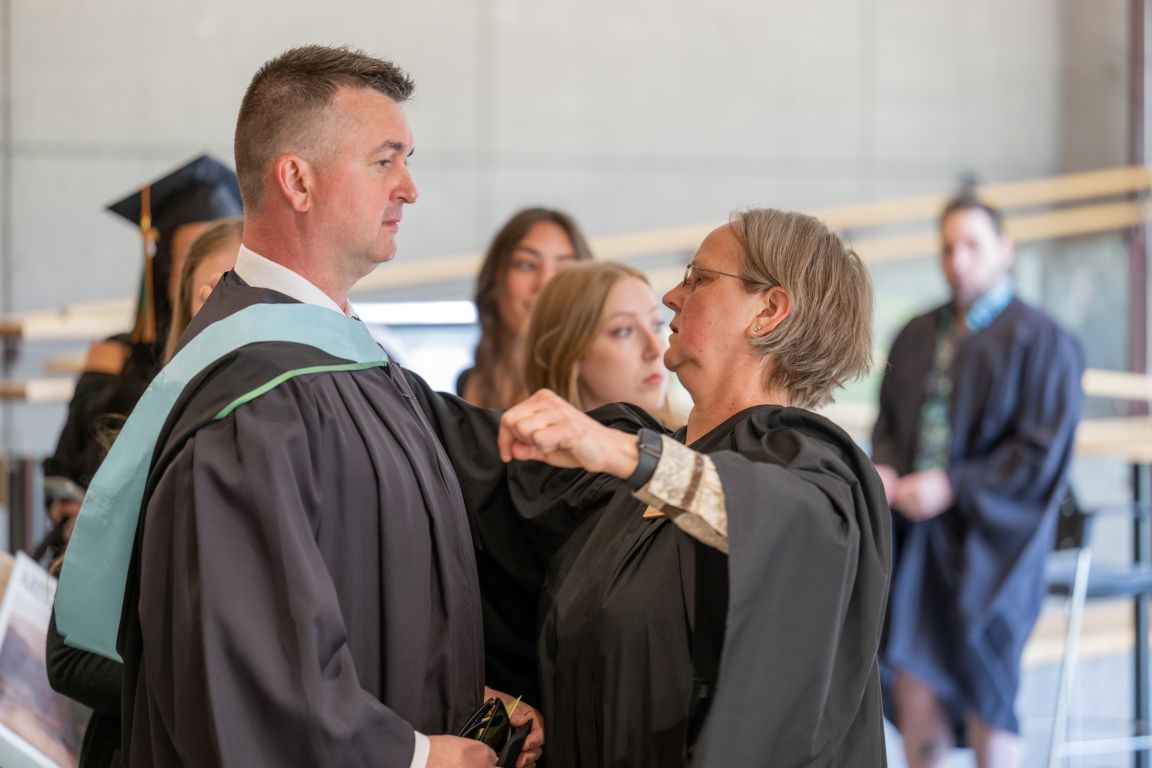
[[0, 0, 1067, 314], [0, 0, 1134, 455]]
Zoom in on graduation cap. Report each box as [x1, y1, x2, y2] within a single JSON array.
[[107, 154, 242, 344]]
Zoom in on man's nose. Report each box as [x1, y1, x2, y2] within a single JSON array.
[[397, 167, 418, 204]]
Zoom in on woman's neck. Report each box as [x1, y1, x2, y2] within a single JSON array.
[[488, 337, 525, 408], [684, 385, 790, 444]]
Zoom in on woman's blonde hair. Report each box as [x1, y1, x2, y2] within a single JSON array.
[[522, 261, 650, 410], [164, 217, 243, 361], [730, 208, 873, 409]]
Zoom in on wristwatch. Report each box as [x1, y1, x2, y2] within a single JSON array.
[[626, 428, 663, 490]]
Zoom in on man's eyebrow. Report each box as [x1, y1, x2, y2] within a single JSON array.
[[373, 141, 414, 157]]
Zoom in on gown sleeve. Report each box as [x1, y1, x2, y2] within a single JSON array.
[[401, 369, 635, 561], [870, 315, 934, 473], [694, 416, 891, 766], [46, 608, 121, 715], [634, 436, 729, 553], [870, 332, 908, 470], [133, 393, 419, 767], [402, 369, 660, 703], [42, 369, 117, 488]]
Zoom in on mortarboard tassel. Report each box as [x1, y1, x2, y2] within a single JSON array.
[[131, 185, 161, 345]]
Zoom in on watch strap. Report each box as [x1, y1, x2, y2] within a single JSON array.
[[626, 428, 663, 490]]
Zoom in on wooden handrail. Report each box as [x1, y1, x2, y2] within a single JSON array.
[[5, 367, 1151, 404], [805, 165, 1152, 232], [1084, 369, 1152, 402], [850, 200, 1150, 264]]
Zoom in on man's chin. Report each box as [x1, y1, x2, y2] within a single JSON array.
[[372, 246, 398, 264]]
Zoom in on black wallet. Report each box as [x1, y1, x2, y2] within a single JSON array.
[[457, 696, 533, 767]]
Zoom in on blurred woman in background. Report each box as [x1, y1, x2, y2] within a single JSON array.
[[522, 261, 676, 422], [458, 207, 594, 408], [164, 217, 243, 361]]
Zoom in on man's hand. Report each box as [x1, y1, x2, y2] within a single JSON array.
[[498, 389, 637, 479], [427, 735, 497, 767], [891, 469, 954, 522], [874, 464, 900, 507], [484, 686, 545, 768]]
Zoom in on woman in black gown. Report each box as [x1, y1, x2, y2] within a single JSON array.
[[496, 208, 892, 768]]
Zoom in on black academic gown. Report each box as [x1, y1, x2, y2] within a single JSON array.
[[692, 408, 891, 768], [406, 390, 634, 712], [44, 342, 161, 768], [118, 273, 485, 766], [508, 406, 890, 768], [43, 335, 133, 490], [47, 611, 121, 768], [872, 298, 1083, 734]]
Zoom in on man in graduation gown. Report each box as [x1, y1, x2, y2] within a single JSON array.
[[872, 192, 1083, 768], [56, 45, 540, 768]]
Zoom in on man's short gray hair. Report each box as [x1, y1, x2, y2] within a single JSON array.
[[234, 45, 414, 210]]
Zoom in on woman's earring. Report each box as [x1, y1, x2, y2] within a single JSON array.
[[753, 325, 762, 333]]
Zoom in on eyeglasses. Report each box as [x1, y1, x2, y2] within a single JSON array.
[[682, 263, 774, 292]]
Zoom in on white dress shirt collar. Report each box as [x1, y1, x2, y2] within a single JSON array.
[[233, 245, 354, 317]]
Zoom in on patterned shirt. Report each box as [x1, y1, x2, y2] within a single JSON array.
[[914, 279, 1015, 471]]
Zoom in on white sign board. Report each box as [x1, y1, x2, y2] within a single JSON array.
[[0, 554, 89, 768]]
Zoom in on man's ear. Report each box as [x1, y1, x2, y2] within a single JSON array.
[[1000, 236, 1015, 273], [273, 154, 314, 213], [750, 285, 792, 337]]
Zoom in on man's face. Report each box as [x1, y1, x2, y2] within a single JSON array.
[[940, 208, 1013, 305], [311, 87, 417, 272]]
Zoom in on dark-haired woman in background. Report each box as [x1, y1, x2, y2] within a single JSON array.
[[458, 207, 594, 408]]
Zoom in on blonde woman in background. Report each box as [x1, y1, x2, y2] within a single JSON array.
[[522, 261, 678, 424], [458, 208, 595, 408], [164, 217, 244, 361]]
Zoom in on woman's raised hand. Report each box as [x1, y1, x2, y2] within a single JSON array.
[[498, 390, 638, 479]]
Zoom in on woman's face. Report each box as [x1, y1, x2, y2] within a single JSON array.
[[497, 221, 580, 336], [576, 276, 668, 412], [662, 224, 765, 396], [188, 240, 240, 317]]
